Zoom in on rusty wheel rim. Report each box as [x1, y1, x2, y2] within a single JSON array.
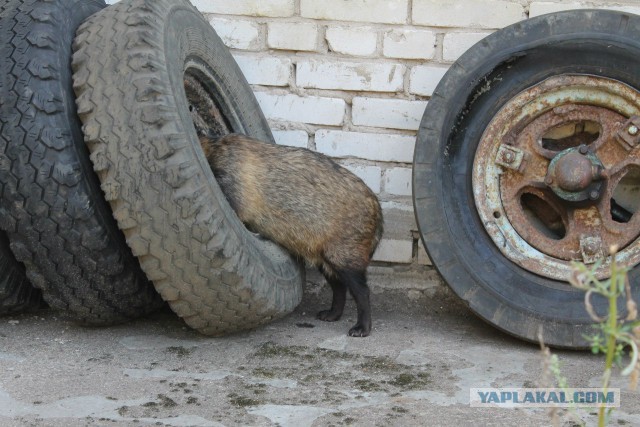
[[184, 65, 234, 139], [473, 75, 640, 280]]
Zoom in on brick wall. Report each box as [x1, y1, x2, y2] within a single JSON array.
[[106, 0, 640, 266]]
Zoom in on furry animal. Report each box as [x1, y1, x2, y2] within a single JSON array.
[[200, 133, 383, 337]]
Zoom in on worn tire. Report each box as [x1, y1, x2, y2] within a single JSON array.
[[72, 0, 304, 336], [0, 231, 42, 315], [413, 10, 640, 348], [0, 0, 163, 324]]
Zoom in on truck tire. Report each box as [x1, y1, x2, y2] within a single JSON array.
[[0, 231, 42, 315], [0, 0, 163, 324], [72, 0, 304, 336], [413, 9, 640, 348]]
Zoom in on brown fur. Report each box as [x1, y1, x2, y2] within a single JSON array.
[[201, 133, 384, 336]]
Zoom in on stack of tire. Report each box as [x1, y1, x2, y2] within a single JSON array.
[[0, 0, 304, 335]]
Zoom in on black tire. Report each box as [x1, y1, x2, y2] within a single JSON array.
[[0, 230, 42, 315], [0, 0, 163, 324], [413, 9, 640, 348], [0, 0, 43, 316], [72, 0, 304, 336]]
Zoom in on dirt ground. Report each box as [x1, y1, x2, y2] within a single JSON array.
[[0, 268, 638, 426]]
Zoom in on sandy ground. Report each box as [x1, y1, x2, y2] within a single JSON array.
[[0, 268, 638, 426]]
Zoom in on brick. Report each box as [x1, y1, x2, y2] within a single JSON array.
[[384, 167, 412, 196], [209, 18, 261, 50], [528, 2, 585, 17], [300, 0, 409, 24], [372, 238, 413, 263], [191, 0, 294, 17], [602, 5, 640, 15], [255, 93, 346, 126], [341, 164, 382, 194], [383, 29, 436, 60], [267, 22, 318, 52], [409, 65, 448, 96], [352, 98, 427, 131], [443, 32, 490, 62], [272, 130, 309, 148], [381, 203, 417, 238], [233, 55, 291, 86], [413, 0, 523, 29], [531, 3, 640, 17], [315, 130, 415, 163], [297, 60, 405, 92], [326, 27, 377, 57]]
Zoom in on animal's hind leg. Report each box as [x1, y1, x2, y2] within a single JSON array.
[[317, 266, 346, 322], [336, 269, 371, 337]]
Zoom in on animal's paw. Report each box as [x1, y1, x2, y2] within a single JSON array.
[[317, 309, 342, 322], [348, 324, 370, 337]]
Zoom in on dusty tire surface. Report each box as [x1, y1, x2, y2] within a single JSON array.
[[72, 0, 304, 335], [0, 0, 163, 324], [413, 10, 640, 348], [0, 231, 42, 315]]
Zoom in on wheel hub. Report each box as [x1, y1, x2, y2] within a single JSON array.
[[473, 75, 640, 280], [545, 145, 605, 202]]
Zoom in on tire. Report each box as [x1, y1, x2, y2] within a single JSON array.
[[72, 0, 304, 336], [0, 0, 163, 324], [0, 231, 42, 315], [413, 9, 640, 348]]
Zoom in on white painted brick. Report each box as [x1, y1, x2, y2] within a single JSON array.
[[602, 5, 640, 15], [409, 65, 448, 96], [529, 2, 585, 17], [443, 32, 490, 62], [372, 238, 413, 263], [384, 167, 412, 196], [255, 93, 346, 126], [326, 27, 377, 57], [530, 2, 640, 16], [383, 29, 436, 60], [267, 22, 318, 52], [300, 0, 409, 24], [413, 0, 523, 29], [342, 164, 382, 194], [192, 0, 294, 17], [209, 18, 261, 50], [233, 55, 291, 87], [297, 60, 405, 92], [352, 98, 427, 131], [272, 130, 309, 148], [315, 130, 415, 163], [417, 244, 432, 266]]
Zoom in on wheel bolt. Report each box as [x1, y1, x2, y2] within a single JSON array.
[[584, 242, 597, 255], [545, 176, 553, 185], [589, 190, 600, 200], [578, 145, 588, 155], [628, 125, 639, 136], [502, 151, 515, 163]]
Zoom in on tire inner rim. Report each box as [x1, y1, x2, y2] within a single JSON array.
[[473, 74, 640, 281], [183, 66, 233, 139]]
